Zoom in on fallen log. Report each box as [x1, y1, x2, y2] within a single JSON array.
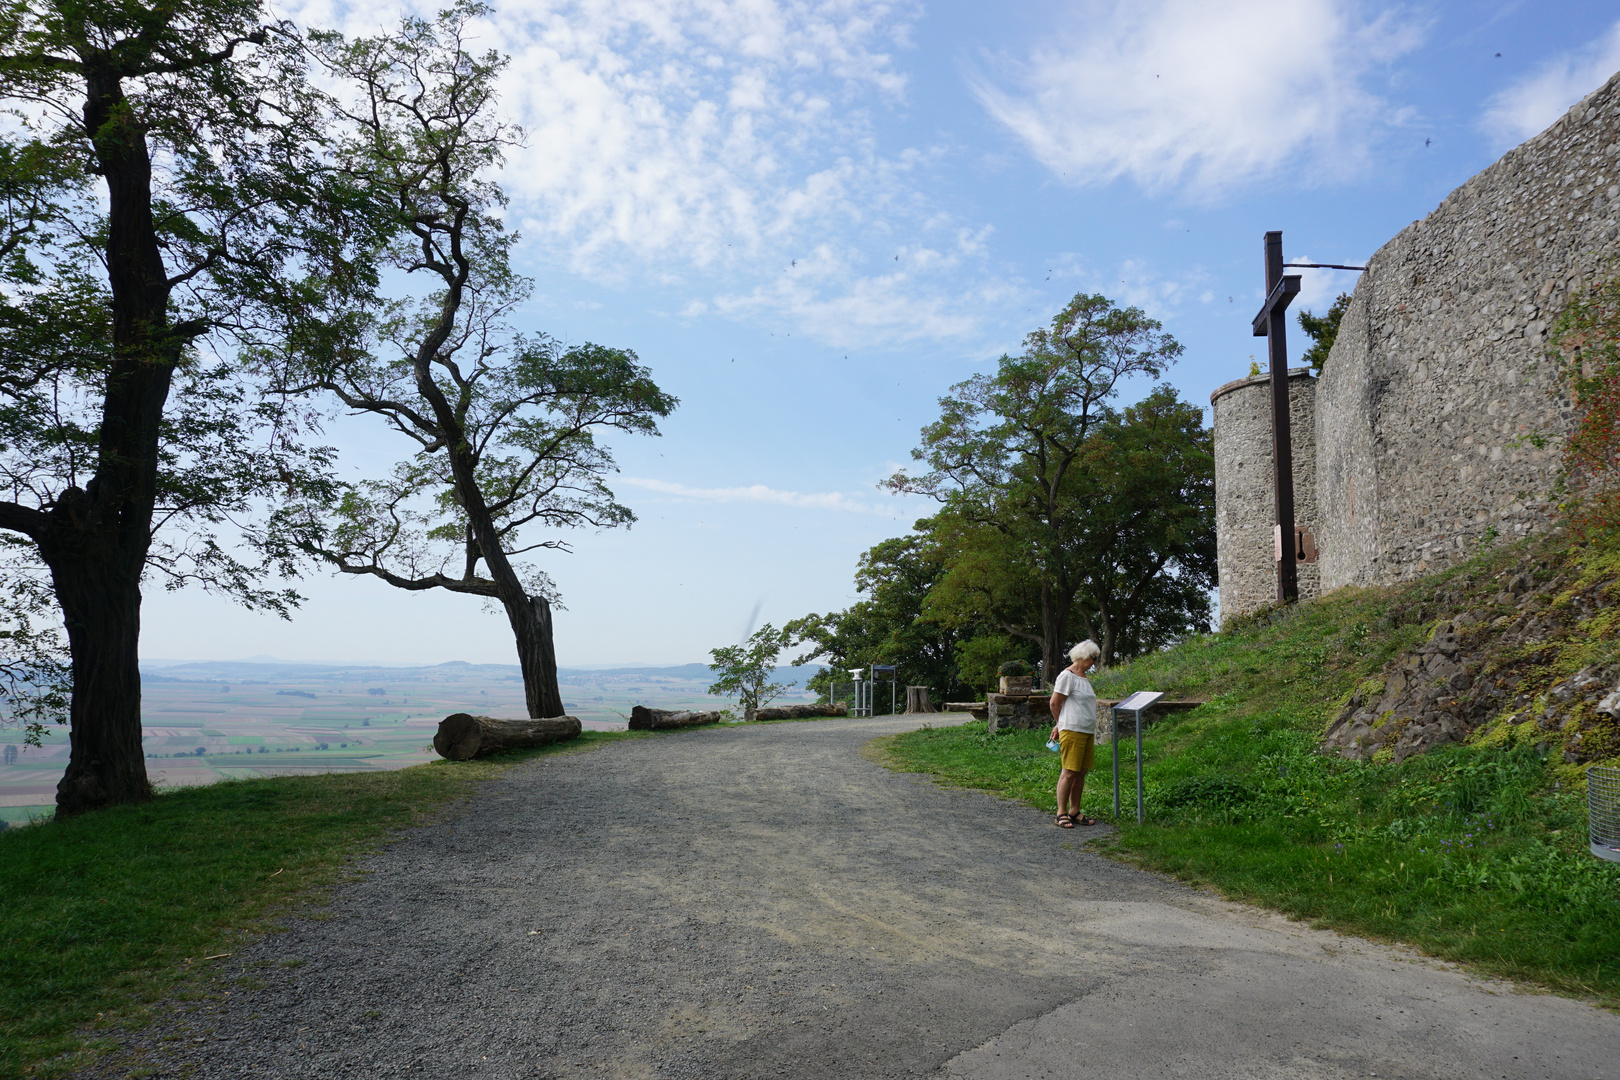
[[750, 702, 848, 721], [904, 686, 935, 714], [629, 706, 722, 731], [433, 713, 581, 761]]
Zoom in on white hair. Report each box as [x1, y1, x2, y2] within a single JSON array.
[[1068, 640, 1101, 662]]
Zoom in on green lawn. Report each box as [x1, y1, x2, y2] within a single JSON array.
[[0, 730, 645, 1080], [882, 531, 1620, 1008]]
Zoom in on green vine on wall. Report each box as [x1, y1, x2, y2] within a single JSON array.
[[1549, 275, 1620, 532]]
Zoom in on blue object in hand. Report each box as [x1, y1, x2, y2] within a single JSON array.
[[1046, 739, 1060, 753]]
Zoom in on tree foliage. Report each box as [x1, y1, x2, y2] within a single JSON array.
[[267, 4, 676, 718], [1298, 292, 1351, 372], [0, 0, 354, 814], [886, 293, 1207, 675], [0, 546, 68, 747], [786, 532, 974, 708], [708, 624, 790, 717]]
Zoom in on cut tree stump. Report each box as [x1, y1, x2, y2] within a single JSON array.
[[750, 703, 848, 721], [433, 713, 581, 761], [904, 686, 935, 714], [628, 706, 722, 731]]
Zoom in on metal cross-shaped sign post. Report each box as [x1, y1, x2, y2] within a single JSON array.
[[1252, 231, 1302, 604]]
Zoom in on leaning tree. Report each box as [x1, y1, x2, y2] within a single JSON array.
[[268, 4, 677, 719], [0, 0, 361, 815]]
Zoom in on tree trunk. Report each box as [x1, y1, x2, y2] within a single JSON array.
[[509, 594, 564, 719], [751, 703, 848, 720], [1097, 604, 1117, 667], [47, 547, 153, 816], [1039, 584, 1071, 688], [628, 706, 721, 730], [424, 404, 563, 718], [905, 686, 935, 714], [433, 713, 580, 760], [35, 72, 178, 818]]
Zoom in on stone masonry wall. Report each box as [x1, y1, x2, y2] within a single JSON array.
[[1211, 368, 1319, 622], [1314, 69, 1620, 590]]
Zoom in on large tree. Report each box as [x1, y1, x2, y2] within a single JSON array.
[[0, 0, 352, 815], [887, 293, 1187, 677], [1060, 385, 1215, 659], [269, 5, 676, 718]]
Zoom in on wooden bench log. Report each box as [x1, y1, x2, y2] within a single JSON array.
[[433, 713, 581, 761], [751, 702, 848, 721], [628, 706, 722, 731]]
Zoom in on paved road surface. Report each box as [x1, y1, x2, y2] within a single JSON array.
[[98, 717, 1618, 1079]]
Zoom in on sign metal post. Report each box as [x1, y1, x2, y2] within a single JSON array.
[[872, 664, 897, 716], [1111, 691, 1164, 824]]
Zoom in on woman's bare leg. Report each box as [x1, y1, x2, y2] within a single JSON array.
[[1069, 769, 1088, 817], [1056, 768, 1077, 817]]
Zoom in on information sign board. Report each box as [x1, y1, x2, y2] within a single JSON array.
[[1111, 691, 1164, 824]]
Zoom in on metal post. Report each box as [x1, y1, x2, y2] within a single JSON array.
[[1111, 705, 1121, 818], [1135, 709, 1145, 824]]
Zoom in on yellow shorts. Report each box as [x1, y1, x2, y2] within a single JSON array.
[[1058, 730, 1095, 773]]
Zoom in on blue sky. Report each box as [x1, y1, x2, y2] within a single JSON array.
[[144, 0, 1620, 667]]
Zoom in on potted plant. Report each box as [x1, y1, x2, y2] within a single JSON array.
[[997, 659, 1035, 695]]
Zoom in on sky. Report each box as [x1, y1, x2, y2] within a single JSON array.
[[143, 0, 1620, 668]]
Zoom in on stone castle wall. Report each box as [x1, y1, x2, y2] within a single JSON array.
[[1213, 69, 1620, 613], [1211, 368, 1319, 622], [1313, 70, 1620, 590]]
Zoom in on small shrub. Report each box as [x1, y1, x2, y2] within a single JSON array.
[[997, 659, 1034, 677], [1159, 774, 1252, 809]]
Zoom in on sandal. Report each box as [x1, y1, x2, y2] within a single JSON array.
[[1055, 814, 1076, 828], [1074, 815, 1098, 826]]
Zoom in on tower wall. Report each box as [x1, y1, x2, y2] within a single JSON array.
[[1211, 368, 1318, 623]]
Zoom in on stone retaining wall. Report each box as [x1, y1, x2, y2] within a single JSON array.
[[1314, 70, 1620, 590]]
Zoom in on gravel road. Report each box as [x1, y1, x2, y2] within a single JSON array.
[[96, 717, 1619, 1079]]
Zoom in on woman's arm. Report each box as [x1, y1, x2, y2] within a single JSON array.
[[1049, 691, 1067, 740]]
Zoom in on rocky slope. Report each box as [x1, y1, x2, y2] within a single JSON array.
[[1321, 543, 1620, 770]]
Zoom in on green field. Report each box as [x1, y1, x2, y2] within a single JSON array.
[[1, 660, 807, 822]]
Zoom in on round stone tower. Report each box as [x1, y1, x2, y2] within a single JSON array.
[[1210, 367, 1318, 625]]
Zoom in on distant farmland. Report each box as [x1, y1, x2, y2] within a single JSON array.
[[0, 660, 816, 824]]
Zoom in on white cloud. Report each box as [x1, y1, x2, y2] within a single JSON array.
[[279, 0, 1010, 346], [971, 0, 1422, 195], [1481, 20, 1620, 148], [707, 241, 995, 346], [619, 477, 895, 515]]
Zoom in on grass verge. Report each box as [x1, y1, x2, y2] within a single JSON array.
[[0, 730, 644, 1079], [883, 532, 1620, 1009]]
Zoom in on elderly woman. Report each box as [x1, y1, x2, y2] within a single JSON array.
[[1048, 640, 1101, 827]]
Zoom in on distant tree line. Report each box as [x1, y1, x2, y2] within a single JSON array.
[[788, 293, 1217, 702]]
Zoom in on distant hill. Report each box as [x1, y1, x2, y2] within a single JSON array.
[[138, 659, 827, 688]]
